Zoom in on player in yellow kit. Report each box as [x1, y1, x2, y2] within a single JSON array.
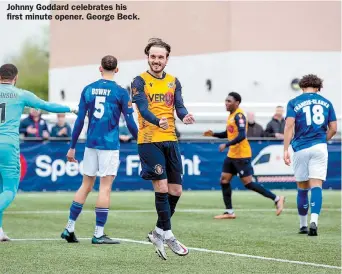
[[131, 38, 194, 260], [204, 92, 285, 219]]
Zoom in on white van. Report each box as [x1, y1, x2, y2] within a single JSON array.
[[251, 144, 296, 183]]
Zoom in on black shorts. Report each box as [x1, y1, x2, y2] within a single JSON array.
[[138, 141, 183, 183], [222, 157, 254, 178]]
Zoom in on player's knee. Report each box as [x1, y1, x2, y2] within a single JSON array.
[[220, 177, 230, 185], [169, 187, 182, 197]]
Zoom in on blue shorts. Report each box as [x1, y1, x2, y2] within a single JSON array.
[[222, 157, 254, 178], [138, 141, 183, 183]]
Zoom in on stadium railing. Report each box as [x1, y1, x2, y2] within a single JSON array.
[[21, 102, 341, 138]]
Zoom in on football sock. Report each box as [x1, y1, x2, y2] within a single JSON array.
[[297, 188, 309, 227], [66, 201, 83, 232], [0, 227, 3, 234], [94, 207, 109, 238], [310, 187, 322, 226], [164, 230, 174, 240], [155, 192, 171, 231], [221, 183, 233, 211], [245, 182, 277, 200], [168, 194, 180, 217], [157, 194, 180, 228]]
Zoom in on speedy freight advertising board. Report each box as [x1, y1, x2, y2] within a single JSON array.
[[18, 140, 341, 191]]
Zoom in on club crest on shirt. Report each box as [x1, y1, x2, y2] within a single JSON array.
[[164, 92, 174, 107], [167, 82, 175, 88], [227, 125, 234, 133], [154, 164, 163, 175], [239, 118, 245, 127]]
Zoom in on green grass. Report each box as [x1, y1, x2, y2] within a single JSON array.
[[1, 191, 341, 274]]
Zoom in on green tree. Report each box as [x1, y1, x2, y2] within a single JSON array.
[[6, 26, 49, 100]]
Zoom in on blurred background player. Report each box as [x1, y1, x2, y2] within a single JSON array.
[[131, 38, 194, 260], [204, 92, 285, 219], [284, 74, 337, 236], [0, 64, 75, 241], [61, 55, 138, 244]]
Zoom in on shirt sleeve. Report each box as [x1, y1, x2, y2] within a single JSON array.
[[23, 90, 71, 113], [328, 103, 337, 123], [131, 76, 160, 127], [174, 78, 188, 121], [286, 100, 296, 119], [70, 89, 88, 149]]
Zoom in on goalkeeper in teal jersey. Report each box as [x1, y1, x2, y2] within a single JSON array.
[[0, 64, 75, 241]]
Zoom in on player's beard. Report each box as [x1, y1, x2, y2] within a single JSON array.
[[148, 61, 165, 74]]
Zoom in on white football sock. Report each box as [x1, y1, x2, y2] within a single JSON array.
[[66, 219, 75, 232], [274, 196, 280, 203], [94, 226, 104, 238], [225, 209, 234, 214], [310, 213, 319, 226], [0, 227, 3, 234], [155, 226, 164, 236], [299, 215, 308, 228], [164, 230, 174, 240]]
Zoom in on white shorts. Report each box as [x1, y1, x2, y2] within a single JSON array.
[[293, 143, 328, 182], [83, 148, 120, 177]]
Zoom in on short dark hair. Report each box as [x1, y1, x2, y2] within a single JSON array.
[[299, 74, 323, 90], [228, 92, 242, 104], [0, 64, 18, 81], [276, 105, 284, 109], [101, 55, 117, 71], [144, 38, 171, 57]]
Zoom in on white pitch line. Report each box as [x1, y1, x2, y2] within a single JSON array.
[[10, 237, 341, 270], [4, 208, 341, 214]]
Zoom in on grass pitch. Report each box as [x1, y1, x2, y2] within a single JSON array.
[[1, 190, 341, 274]]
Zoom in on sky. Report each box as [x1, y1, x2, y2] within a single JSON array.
[[0, 1, 50, 64]]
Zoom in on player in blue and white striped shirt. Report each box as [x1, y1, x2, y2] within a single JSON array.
[[283, 74, 337, 236]]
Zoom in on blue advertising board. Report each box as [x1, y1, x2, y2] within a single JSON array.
[[18, 140, 341, 191]]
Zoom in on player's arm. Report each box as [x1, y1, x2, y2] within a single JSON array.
[[283, 100, 295, 165], [120, 89, 138, 140], [131, 76, 160, 127], [23, 90, 71, 113], [327, 103, 337, 141], [175, 78, 194, 124], [223, 113, 247, 148], [70, 90, 88, 149], [203, 130, 227, 138]]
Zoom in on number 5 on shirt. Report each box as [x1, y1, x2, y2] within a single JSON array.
[[94, 96, 105, 119]]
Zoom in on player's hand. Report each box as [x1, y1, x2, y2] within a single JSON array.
[[70, 106, 78, 114], [27, 126, 37, 135], [219, 144, 227, 152], [42, 131, 49, 139], [58, 128, 67, 136], [67, 148, 77, 163], [283, 150, 291, 166], [183, 114, 195, 124], [159, 117, 169, 130], [203, 130, 214, 137]]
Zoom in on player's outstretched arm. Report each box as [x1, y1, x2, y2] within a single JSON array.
[[203, 130, 227, 138], [23, 90, 74, 113], [283, 100, 295, 165], [131, 76, 161, 127], [174, 78, 195, 124]]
